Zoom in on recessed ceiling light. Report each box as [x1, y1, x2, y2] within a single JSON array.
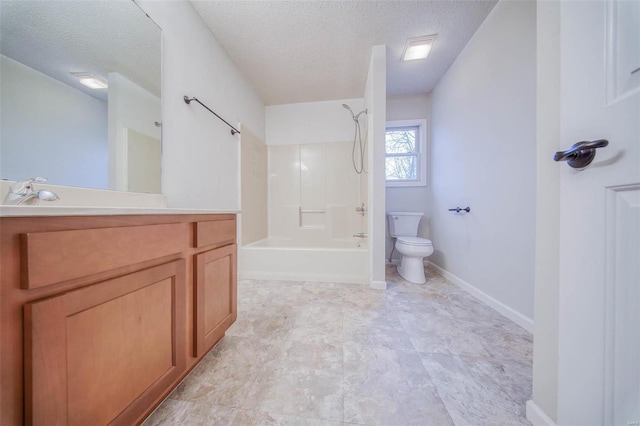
[[402, 35, 437, 61], [70, 72, 108, 89]]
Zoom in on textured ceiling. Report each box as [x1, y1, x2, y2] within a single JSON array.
[[0, 0, 161, 103], [191, 0, 497, 105]]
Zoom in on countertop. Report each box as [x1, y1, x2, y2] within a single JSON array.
[[0, 206, 240, 217]]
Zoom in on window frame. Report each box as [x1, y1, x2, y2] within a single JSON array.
[[385, 119, 427, 187]]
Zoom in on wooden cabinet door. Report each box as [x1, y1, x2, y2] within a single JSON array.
[[23, 260, 186, 426], [194, 244, 237, 357]]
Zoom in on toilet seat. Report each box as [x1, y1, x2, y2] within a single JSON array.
[[396, 236, 432, 246]]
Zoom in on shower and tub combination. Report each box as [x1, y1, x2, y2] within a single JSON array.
[[240, 103, 370, 284]]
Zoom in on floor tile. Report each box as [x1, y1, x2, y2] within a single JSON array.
[[262, 339, 343, 374], [398, 311, 494, 357], [274, 304, 343, 345], [143, 399, 238, 426], [148, 269, 532, 425], [232, 409, 343, 425], [475, 357, 534, 406], [169, 336, 271, 407], [343, 391, 454, 426], [226, 310, 290, 340], [342, 288, 393, 312], [341, 342, 453, 424], [241, 368, 344, 422], [343, 322, 414, 351], [420, 353, 530, 426], [342, 306, 404, 331]]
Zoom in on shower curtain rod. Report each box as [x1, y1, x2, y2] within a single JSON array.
[[183, 95, 241, 136]]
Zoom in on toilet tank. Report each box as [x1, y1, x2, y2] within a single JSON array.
[[387, 211, 423, 237]]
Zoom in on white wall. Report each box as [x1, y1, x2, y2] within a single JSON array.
[[385, 93, 431, 262], [266, 98, 364, 146], [366, 45, 387, 289], [107, 72, 161, 192], [137, 0, 265, 209], [429, 0, 536, 324], [0, 55, 108, 189]]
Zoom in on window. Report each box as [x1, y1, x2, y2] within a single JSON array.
[[385, 119, 427, 187]]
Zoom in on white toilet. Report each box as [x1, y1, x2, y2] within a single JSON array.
[[387, 212, 434, 284]]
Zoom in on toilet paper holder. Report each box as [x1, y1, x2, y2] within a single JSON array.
[[448, 207, 470, 213]]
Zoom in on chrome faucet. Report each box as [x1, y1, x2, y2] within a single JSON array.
[[3, 177, 60, 205]]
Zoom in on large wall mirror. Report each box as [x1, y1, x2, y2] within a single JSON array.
[[0, 0, 162, 194]]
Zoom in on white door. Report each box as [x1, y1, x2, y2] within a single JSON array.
[[557, 0, 639, 425]]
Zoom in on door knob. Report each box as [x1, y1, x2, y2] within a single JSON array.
[[554, 139, 608, 169]]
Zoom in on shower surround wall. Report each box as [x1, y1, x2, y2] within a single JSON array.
[[266, 99, 368, 243], [268, 142, 365, 241]]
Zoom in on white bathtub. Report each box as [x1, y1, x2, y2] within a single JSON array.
[[239, 238, 369, 284]]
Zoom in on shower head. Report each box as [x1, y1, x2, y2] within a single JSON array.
[[342, 103, 367, 121]]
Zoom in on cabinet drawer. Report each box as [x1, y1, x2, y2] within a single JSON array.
[[21, 223, 188, 289], [193, 219, 236, 248]]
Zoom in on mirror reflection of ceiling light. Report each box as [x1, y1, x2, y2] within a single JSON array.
[[402, 35, 437, 61], [70, 72, 108, 89]]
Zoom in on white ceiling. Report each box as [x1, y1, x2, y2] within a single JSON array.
[[191, 0, 497, 106], [0, 0, 161, 103]]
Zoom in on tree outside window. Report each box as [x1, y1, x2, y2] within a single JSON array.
[[385, 119, 427, 187], [385, 126, 419, 181]]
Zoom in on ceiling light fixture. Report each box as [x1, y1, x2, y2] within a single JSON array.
[[402, 35, 437, 61], [70, 72, 108, 89]]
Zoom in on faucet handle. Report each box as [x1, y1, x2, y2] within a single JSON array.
[[9, 177, 47, 193]]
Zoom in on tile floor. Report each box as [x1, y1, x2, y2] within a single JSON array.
[[144, 264, 533, 425]]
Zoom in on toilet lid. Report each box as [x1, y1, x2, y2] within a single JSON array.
[[397, 236, 432, 246]]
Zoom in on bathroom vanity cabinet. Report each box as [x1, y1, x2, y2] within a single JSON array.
[[0, 213, 237, 425]]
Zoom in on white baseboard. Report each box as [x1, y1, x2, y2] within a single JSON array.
[[428, 262, 534, 333], [388, 258, 430, 266], [370, 280, 387, 290], [239, 271, 369, 285], [526, 400, 556, 426]]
